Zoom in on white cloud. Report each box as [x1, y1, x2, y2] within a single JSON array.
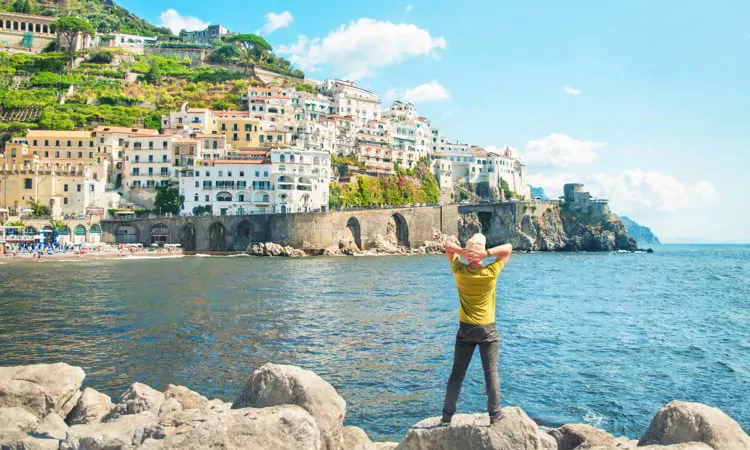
[[563, 85, 581, 95], [158, 9, 209, 35], [523, 133, 606, 167], [258, 11, 294, 35], [388, 81, 450, 103], [587, 170, 718, 212], [527, 169, 718, 212], [406, 4, 414, 13], [277, 18, 447, 79]]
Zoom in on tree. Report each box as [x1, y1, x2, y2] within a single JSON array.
[[53, 17, 95, 67], [145, 64, 162, 85], [154, 187, 180, 214], [225, 34, 272, 74], [208, 44, 241, 65], [12, 0, 36, 14], [27, 198, 51, 217]]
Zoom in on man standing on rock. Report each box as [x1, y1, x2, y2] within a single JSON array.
[[442, 233, 513, 425]]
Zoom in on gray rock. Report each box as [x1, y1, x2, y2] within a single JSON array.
[[233, 363, 346, 450], [0, 407, 39, 432], [107, 383, 165, 420], [396, 408, 555, 450], [163, 384, 208, 410], [0, 432, 59, 450], [157, 398, 182, 419], [374, 443, 399, 450], [0, 363, 85, 419], [34, 412, 68, 440], [638, 401, 750, 450], [156, 404, 321, 450], [343, 425, 375, 450], [550, 423, 616, 449], [60, 412, 164, 450], [67, 387, 114, 425]]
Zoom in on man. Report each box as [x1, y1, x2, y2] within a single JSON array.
[[442, 233, 513, 425]]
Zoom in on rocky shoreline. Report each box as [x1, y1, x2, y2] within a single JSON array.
[[1, 362, 747, 449]]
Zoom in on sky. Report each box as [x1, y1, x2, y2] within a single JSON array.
[[119, 0, 749, 243]]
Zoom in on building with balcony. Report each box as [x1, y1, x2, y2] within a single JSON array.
[[122, 134, 178, 207], [0, 11, 56, 53]]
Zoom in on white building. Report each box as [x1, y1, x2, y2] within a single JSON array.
[[161, 106, 215, 136], [324, 79, 381, 126], [93, 126, 158, 190], [179, 148, 331, 216], [122, 134, 178, 207], [100, 33, 156, 54]]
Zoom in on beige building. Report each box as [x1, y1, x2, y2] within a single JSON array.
[[0, 11, 56, 53], [93, 126, 158, 190], [121, 134, 178, 208]]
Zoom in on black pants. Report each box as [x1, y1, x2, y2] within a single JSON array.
[[442, 322, 501, 419]]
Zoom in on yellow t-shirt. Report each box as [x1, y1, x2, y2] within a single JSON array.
[[451, 257, 504, 325]]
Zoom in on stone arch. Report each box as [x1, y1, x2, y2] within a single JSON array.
[[150, 223, 170, 244], [115, 225, 139, 244], [389, 213, 410, 248], [235, 220, 253, 250], [208, 222, 226, 251], [216, 191, 232, 202], [89, 224, 102, 244], [74, 224, 87, 244], [346, 217, 362, 250], [179, 223, 196, 251]]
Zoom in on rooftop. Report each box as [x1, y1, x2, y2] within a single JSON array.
[[27, 130, 93, 138], [94, 126, 158, 134]]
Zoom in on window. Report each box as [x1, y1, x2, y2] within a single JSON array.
[[194, 193, 199, 201], [163, 141, 168, 149], [279, 154, 285, 162], [23, 178, 32, 189], [240, 171, 245, 177], [76, 184, 81, 192], [64, 184, 69, 192], [44, 151, 49, 157], [64, 198, 68, 205], [148, 142, 154, 149], [148, 168, 154, 176], [135, 155, 140, 162], [162, 154, 168, 162], [89, 184, 95, 192], [218, 171, 223, 177], [148, 155, 153, 163], [246, 134, 251, 141], [255, 170, 260, 177], [55, 140, 60, 146], [161, 168, 169, 175], [205, 171, 210, 176], [195, 181, 199, 188], [228, 171, 232, 177], [44, 140, 49, 146], [233, 133, 238, 141], [132, 168, 140, 175], [290, 155, 295, 163], [264, 170, 268, 177], [67, 140, 72, 146], [67, 152, 71, 158], [89, 152, 93, 158], [78, 152, 83, 158], [203, 181, 212, 188], [78, 141, 83, 147], [205, 194, 210, 201]]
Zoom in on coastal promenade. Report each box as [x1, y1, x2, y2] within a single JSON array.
[[101, 205, 460, 252]]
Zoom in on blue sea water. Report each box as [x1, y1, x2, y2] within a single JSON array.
[[0, 244, 748, 441]]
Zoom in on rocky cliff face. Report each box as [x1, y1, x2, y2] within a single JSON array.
[[620, 216, 661, 245], [460, 203, 638, 252]]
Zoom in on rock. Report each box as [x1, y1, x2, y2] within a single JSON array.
[[107, 382, 165, 420], [372, 235, 400, 254], [157, 398, 182, 419], [549, 423, 616, 450], [374, 443, 399, 450], [155, 404, 320, 450], [61, 412, 164, 450], [265, 242, 285, 256], [638, 401, 750, 450], [396, 408, 555, 450], [0, 407, 38, 432], [233, 363, 346, 450], [34, 412, 68, 440], [0, 363, 85, 419], [0, 431, 59, 450], [343, 425, 375, 450], [67, 387, 114, 425], [163, 384, 208, 410]]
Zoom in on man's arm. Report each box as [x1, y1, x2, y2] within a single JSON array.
[[486, 243, 513, 265], [445, 243, 465, 263]]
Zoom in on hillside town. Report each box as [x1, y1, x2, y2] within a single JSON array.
[[0, 5, 528, 249]]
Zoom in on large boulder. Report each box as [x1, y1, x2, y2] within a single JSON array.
[[342, 425, 375, 450], [67, 387, 114, 425], [60, 412, 164, 450], [0, 431, 59, 450], [34, 412, 68, 440], [107, 382, 165, 420], [638, 401, 750, 450], [163, 384, 209, 411], [396, 408, 555, 450], [549, 423, 616, 449], [374, 443, 399, 450], [0, 407, 39, 432], [233, 363, 346, 450], [0, 363, 85, 419], [153, 404, 321, 450]]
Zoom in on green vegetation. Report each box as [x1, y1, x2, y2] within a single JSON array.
[[26, 198, 50, 217], [499, 177, 513, 201], [154, 187, 180, 214], [88, 50, 114, 64], [328, 159, 441, 209], [225, 34, 273, 74], [294, 83, 317, 94]]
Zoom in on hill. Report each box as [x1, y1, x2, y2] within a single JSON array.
[[620, 216, 661, 245]]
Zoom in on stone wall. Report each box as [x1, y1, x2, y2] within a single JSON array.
[[101, 205, 458, 252]]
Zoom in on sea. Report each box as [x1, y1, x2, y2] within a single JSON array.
[[0, 244, 748, 442]]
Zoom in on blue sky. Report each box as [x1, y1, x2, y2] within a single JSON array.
[[120, 0, 749, 242]]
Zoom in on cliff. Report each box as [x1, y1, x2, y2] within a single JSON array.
[[620, 216, 661, 245], [460, 202, 639, 252], [2, 362, 749, 449]]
